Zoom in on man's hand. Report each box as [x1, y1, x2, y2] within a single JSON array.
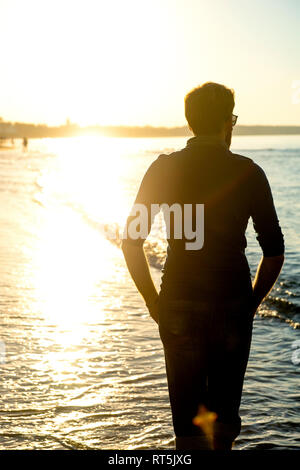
[[252, 254, 284, 317], [122, 241, 160, 324]]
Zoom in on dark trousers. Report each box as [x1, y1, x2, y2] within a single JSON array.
[[158, 292, 254, 450]]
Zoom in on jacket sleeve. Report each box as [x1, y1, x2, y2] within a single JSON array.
[[122, 154, 166, 246], [249, 163, 284, 257]]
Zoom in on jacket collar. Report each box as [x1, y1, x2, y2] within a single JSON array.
[[186, 135, 229, 151]]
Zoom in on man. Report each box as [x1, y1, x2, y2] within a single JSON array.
[[122, 82, 284, 450]]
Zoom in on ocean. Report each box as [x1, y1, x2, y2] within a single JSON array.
[[0, 135, 299, 450]]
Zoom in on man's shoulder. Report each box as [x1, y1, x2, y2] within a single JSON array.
[[151, 149, 183, 170], [229, 151, 264, 173], [229, 150, 254, 164], [143, 152, 175, 183], [229, 152, 269, 188]]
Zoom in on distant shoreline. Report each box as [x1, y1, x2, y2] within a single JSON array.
[[1, 121, 300, 138]]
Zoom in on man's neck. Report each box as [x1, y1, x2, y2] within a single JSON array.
[[192, 130, 229, 148], [194, 131, 225, 140], [186, 133, 230, 151]]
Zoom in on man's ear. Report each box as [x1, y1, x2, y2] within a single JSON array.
[[224, 118, 233, 148], [224, 117, 232, 133]]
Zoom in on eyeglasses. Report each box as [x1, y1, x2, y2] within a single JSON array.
[[232, 114, 238, 127]]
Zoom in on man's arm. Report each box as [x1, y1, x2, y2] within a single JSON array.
[[121, 155, 166, 324], [121, 242, 159, 323], [249, 163, 285, 315], [252, 254, 284, 315]]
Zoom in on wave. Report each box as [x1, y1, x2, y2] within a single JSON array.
[[61, 202, 167, 269], [265, 295, 300, 314], [0, 432, 94, 450], [233, 147, 300, 154], [260, 296, 300, 329]]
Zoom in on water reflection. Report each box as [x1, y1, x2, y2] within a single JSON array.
[[1, 136, 299, 449]]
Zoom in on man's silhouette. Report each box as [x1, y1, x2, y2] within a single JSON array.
[[122, 82, 284, 450]]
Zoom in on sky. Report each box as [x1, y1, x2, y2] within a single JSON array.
[[0, 0, 300, 127]]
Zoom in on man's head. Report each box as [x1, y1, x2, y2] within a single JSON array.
[[185, 82, 235, 144]]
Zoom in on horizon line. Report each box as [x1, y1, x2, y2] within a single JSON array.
[[1, 119, 300, 128], [1, 120, 300, 138]]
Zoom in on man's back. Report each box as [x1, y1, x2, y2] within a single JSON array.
[[130, 135, 284, 299]]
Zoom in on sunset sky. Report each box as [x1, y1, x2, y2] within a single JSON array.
[[0, 0, 299, 127]]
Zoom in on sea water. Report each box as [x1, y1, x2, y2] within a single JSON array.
[[0, 135, 299, 449]]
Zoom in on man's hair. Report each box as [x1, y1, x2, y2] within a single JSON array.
[[184, 82, 235, 135]]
